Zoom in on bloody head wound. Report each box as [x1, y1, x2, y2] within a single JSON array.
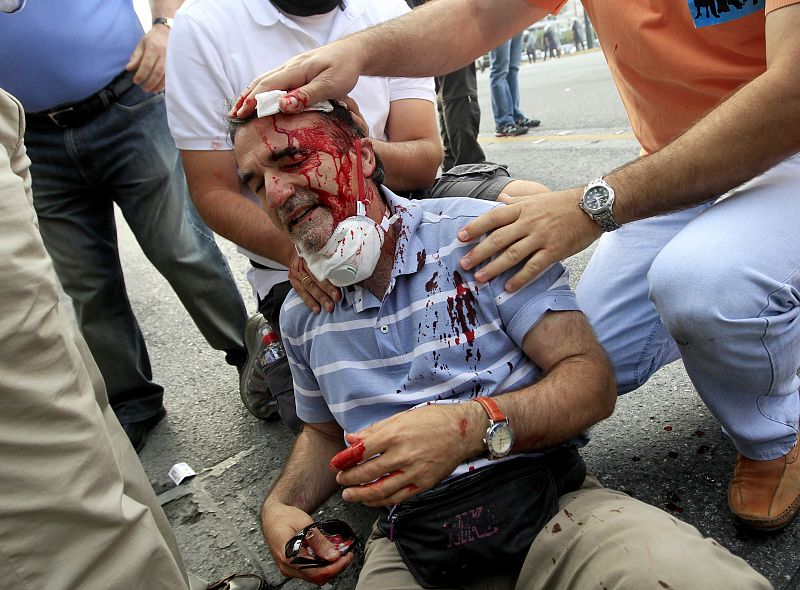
[[227, 100, 385, 186]]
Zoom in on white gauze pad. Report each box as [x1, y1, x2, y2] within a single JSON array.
[[255, 90, 334, 118]]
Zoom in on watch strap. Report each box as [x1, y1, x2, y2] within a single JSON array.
[[472, 396, 506, 423], [152, 16, 173, 28], [582, 177, 621, 232], [593, 209, 621, 232]]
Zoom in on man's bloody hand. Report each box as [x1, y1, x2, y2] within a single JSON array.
[[329, 440, 365, 471], [329, 403, 486, 507], [231, 39, 363, 120], [261, 503, 353, 586]]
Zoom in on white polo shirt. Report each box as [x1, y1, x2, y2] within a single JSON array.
[[165, 0, 436, 297]]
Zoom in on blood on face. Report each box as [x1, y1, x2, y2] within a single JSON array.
[[258, 113, 363, 227]]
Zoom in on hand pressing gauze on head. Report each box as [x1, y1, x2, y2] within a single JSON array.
[[255, 91, 334, 118]]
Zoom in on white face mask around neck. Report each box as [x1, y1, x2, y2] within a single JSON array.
[[295, 138, 396, 287]]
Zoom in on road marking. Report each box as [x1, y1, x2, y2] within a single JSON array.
[[479, 131, 635, 145]]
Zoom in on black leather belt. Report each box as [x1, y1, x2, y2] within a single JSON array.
[[25, 70, 136, 129]]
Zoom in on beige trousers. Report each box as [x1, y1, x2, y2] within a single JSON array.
[[0, 89, 192, 590], [357, 476, 773, 590]]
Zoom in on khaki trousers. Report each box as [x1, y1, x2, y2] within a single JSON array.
[[357, 476, 773, 590], [0, 89, 192, 590]]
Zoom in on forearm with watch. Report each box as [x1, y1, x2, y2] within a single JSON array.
[[463, 311, 616, 460], [580, 10, 800, 232], [464, 359, 615, 461], [149, 0, 181, 29]]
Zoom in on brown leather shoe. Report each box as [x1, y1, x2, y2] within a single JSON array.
[[728, 437, 800, 531]]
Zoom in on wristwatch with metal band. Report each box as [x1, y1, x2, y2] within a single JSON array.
[[580, 177, 621, 232], [471, 396, 514, 460], [152, 16, 174, 28]]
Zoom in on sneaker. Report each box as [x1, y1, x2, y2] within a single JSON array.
[[515, 117, 541, 128], [495, 123, 528, 137], [240, 312, 280, 420], [728, 435, 800, 532]]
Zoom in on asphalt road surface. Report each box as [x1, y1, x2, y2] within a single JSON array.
[[121, 50, 799, 589]]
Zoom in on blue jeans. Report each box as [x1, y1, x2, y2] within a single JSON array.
[[25, 83, 247, 424], [489, 32, 526, 128]]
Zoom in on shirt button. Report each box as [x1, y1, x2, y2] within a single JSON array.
[[380, 325, 389, 334]]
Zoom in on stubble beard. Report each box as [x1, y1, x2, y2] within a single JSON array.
[[279, 189, 335, 254]]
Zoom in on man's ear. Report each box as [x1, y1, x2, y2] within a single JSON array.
[[357, 137, 377, 179]]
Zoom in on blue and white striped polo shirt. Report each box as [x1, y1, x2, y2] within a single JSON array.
[[281, 190, 582, 472]]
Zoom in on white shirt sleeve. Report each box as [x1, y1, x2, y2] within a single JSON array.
[[388, 76, 436, 103], [165, 14, 237, 151]]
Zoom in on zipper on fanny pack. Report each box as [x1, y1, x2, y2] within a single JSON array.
[[387, 505, 399, 541], [408, 458, 543, 505]]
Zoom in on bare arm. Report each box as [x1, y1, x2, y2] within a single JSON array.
[[608, 5, 800, 222], [375, 98, 442, 191], [180, 150, 296, 265], [149, 0, 182, 18], [458, 4, 800, 291], [494, 309, 616, 450], [126, 0, 183, 92], [334, 309, 616, 507], [261, 421, 353, 586], [234, 0, 548, 118]]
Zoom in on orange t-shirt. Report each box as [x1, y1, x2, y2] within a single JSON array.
[[527, 0, 798, 153]]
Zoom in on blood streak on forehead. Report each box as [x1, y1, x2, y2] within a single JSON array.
[[262, 113, 359, 225]]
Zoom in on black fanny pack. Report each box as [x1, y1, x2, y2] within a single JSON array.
[[376, 447, 585, 589]]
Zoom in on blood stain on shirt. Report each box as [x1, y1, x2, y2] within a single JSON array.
[[425, 271, 439, 293], [416, 249, 426, 272], [446, 271, 477, 346]]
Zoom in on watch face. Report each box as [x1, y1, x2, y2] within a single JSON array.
[[487, 423, 514, 457], [582, 185, 611, 213]]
